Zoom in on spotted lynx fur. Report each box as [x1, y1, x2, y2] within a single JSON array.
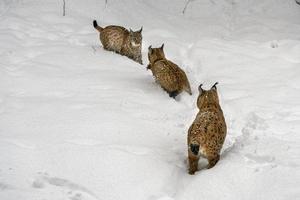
[[147, 44, 192, 98], [187, 82, 227, 174], [93, 20, 143, 64]]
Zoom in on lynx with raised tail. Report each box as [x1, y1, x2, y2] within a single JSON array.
[[93, 20, 143, 64]]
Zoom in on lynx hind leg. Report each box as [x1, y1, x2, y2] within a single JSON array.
[[207, 154, 220, 169], [188, 153, 199, 175], [136, 57, 143, 65], [103, 43, 119, 53]]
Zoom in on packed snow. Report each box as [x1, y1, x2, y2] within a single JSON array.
[[0, 0, 300, 200]]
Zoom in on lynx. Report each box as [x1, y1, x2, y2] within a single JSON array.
[[187, 82, 227, 174], [147, 44, 192, 98], [93, 20, 143, 64]]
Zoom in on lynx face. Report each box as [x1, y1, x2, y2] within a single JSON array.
[[129, 28, 142, 47], [148, 44, 165, 64], [197, 83, 220, 110]]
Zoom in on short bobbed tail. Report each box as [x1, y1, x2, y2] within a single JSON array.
[[190, 144, 200, 156]]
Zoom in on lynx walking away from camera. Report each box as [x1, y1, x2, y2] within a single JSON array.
[[147, 44, 192, 98], [93, 20, 143, 64], [187, 82, 227, 175]]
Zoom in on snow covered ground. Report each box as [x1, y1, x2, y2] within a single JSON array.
[[0, 0, 300, 199]]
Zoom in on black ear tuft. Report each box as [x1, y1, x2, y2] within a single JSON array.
[[138, 26, 143, 33], [160, 43, 164, 50], [211, 82, 219, 90], [148, 45, 152, 53]]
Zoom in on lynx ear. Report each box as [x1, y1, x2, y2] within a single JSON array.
[[211, 82, 218, 90], [198, 84, 203, 94], [148, 45, 152, 54], [160, 43, 164, 50], [138, 26, 143, 33]]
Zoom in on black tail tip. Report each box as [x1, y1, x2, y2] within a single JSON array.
[[169, 91, 178, 99], [93, 20, 98, 28], [190, 144, 200, 155]]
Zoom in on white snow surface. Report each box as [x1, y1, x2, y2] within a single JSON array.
[[0, 0, 300, 199]]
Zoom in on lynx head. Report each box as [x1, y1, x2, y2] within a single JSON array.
[[129, 27, 142, 47], [197, 82, 220, 109], [148, 44, 166, 64]]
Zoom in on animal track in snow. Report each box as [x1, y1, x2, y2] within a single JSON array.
[[0, 139, 36, 149], [231, 112, 269, 149], [66, 140, 152, 156], [0, 182, 14, 190], [156, 152, 189, 200], [270, 41, 279, 48], [66, 139, 103, 146], [229, 112, 278, 169], [222, 112, 273, 164], [69, 104, 94, 110], [149, 196, 174, 200], [109, 145, 152, 156], [32, 174, 99, 200], [244, 153, 275, 164], [243, 112, 268, 131]]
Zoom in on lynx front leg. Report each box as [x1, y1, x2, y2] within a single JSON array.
[[133, 55, 143, 65], [136, 56, 143, 65]]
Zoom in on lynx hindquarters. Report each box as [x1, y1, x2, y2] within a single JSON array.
[[93, 20, 143, 64], [187, 82, 227, 174], [147, 44, 192, 98]]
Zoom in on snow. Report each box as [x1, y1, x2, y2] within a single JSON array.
[[0, 0, 300, 199]]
